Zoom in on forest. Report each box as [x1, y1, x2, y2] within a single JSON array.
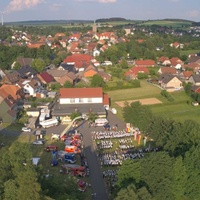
[[112, 101, 200, 200]]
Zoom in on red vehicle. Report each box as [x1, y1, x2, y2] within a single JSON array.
[[61, 133, 82, 142], [64, 145, 81, 154], [78, 179, 87, 192], [45, 145, 58, 152], [62, 164, 86, 177]]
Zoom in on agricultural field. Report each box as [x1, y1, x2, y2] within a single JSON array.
[[140, 20, 192, 28], [108, 80, 200, 123]]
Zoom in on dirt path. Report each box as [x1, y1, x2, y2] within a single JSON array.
[[115, 98, 162, 107]]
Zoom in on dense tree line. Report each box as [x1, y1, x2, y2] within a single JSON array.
[[114, 101, 200, 199], [0, 141, 84, 200], [0, 44, 55, 70]]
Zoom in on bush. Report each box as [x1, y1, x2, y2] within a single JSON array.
[[161, 90, 174, 102]]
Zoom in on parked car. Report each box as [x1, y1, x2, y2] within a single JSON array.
[[22, 127, 32, 132], [33, 140, 44, 145], [45, 145, 58, 152]]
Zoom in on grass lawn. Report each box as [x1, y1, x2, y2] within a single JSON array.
[[1, 122, 22, 132], [180, 49, 200, 56], [107, 81, 200, 123], [108, 80, 162, 101]]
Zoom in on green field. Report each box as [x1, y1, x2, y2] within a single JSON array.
[[140, 20, 192, 28], [180, 49, 200, 56], [108, 80, 162, 101], [107, 80, 200, 123]]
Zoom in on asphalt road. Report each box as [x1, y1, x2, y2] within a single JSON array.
[[75, 110, 126, 200]]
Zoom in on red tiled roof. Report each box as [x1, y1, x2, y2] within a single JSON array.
[[103, 93, 109, 106], [63, 53, 93, 64], [125, 67, 149, 76], [159, 67, 177, 74], [170, 57, 183, 66], [0, 84, 20, 100], [182, 71, 193, 79], [38, 72, 54, 83], [136, 39, 145, 43], [135, 59, 155, 66], [27, 43, 44, 48], [55, 33, 65, 38], [184, 63, 200, 70], [69, 33, 81, 39], [158, 56, 170, 62], [60, 87, 103, 98]]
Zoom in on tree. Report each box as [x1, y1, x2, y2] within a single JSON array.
[[70, 110, 81, 120], [63, 81, 73, 88], [115, 184, 138, 200], [13, 62, 21, 70], [50, 82, 61, 91], [147, 116, 174, 147], [31, 58, 46, 73], [171, 156, 187, 199], [123, 101, 153, 132], [87, 111, 98, 122], [90, 74, 105, 87], [16, 169, 41, 200], [116, 160, 141, 189], [184, 145, 200, 199], [184, 82, 192, 95], [137, 187, 153, 200], [4, 179, 18, 200], [119, 58, 129, 69], [141, 152, 173, 200]]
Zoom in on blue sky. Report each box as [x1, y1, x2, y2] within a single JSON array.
[[0, 0, 200, 22]]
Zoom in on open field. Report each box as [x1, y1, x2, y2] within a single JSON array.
[[140, 20, 192, 28], [108, 81, 200, 123], [180, 49, 200, 56], [108, 80, 162, 101]]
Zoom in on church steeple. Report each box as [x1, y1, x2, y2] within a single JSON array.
[[92, 20, 97, 34]]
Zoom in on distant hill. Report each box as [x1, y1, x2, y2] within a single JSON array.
[[5, 20, 93, 26], [96, 18, 127, 23], [192, 22, 200, 26], [4, 18, 199, 27]]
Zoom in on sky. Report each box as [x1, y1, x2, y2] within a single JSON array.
[[0, 0, 200, 23]]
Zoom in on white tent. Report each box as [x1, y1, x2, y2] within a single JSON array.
[[32, 157, 40, 166]]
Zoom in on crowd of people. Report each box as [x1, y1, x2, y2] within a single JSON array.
[[92, 130, 135, 140], [96, 140, 113, 149], [103, 169, 118, 192]]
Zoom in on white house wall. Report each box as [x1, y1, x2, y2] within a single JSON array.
[[60, 97, 103, 104]]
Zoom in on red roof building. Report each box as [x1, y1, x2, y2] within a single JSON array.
[[135, 59, 155, 67], [60, 87, 103, 99], [37, 72, 54, 84], [125, 67, 149, 79]]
